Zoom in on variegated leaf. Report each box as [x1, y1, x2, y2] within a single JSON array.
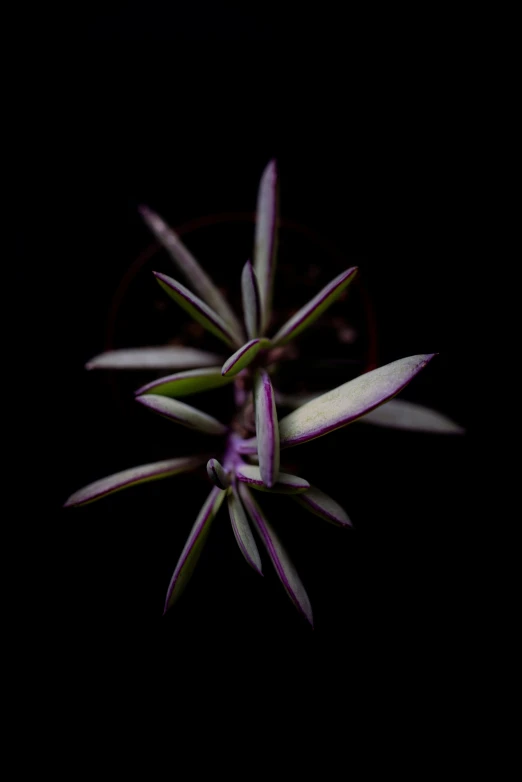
[[85, 346, 222, 371], [164, 486, 226, 611], [154, 271, 240, 348], [241, 260, 262, 339], [238, 483, 313, 626], [271, 267, 358, 347], [236, 464, 309, 494], [206, 458, 230, 490], [221, 338, 271, 377], [135, 367, 233, 397], [227, 486, 263, 575], [254, 160, 278, 333], [139, 205, 244, 339], [293, 485, 352, 527], [358, 398, 465, 434], [136, 394, 227, 435], [279, 354, 436, 448], [253, 369, 280, 487], [64, 455, 206, 507]]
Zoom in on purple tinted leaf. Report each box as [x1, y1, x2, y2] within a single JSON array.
[[253, 369, 280, 487], [254, 160, 278, 333], [135, 367, 233, 397], [154, 271, 240, 348], [206, 458, 230, 490], [139, 205, 244, 339], [227, 486, 263, 575], [164, 486, 226, 611], [136, 394, 228, 435], [236, 464, 309, 494], [293, 485, 352, 527], [221, 338, 270, 377], [271, 267, 358, 347], [237, 437, 258, 455], [358, 398, 465, 434], [64, 455, 206, 507], [241, 260, 262, 339], [238, 483, 313, 626], [85, 346, 222, 371], [279, 354, 437, 448]]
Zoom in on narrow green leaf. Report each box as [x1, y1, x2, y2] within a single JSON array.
[[358, 398, 465, 434], [139, 205, 244, 340], [241, 260, 262, 339], [254, 160, 278, 333], [164, 486, 226, 611], [279, 354, 437, 448], [136, 394, 228, 435], [135, 367, 233, 397], [154, 271, 240, 349], [253, 369, 280, 487], [85, 346, 222, 371], [236, 464, 309, 494], [221, 338, 271, 377], [63, 455, 206, 507], [271, 267, 358, 347], [238, 483, 313, 626], [293, 485, 352, 527], [227, 486, 263, 575]]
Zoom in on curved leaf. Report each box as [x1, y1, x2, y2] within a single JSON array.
[[153, 271, 240, 349], [221, 338, 270, 377], [227, 487, 263, 575], [279, 354, 437, 448], [135, 367, 233, 397], [271, 267, 358, 347], [63, 455, 206, 507], [254, 160, 278, 333], [136, 394, 227, 435], [164, 486, 226, 612], [253, 369, 280, 487], [358, 398, 465, 434], [206, 458, 230, 490], [293, 485, 352, 527], [236, 464, 309, 494], [139, 205, 244, 339], [241, 260, 262, 339], [85, 346, 222, 371], [238, 483, 313, 626]]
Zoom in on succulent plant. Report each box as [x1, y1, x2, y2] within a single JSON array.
[[64, 161, 463, 627]]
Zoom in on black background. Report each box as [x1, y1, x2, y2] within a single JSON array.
[[14, 8, 481, 734]]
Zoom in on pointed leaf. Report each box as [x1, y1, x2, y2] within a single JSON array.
[[86, 346, 222, 371], [164, 486, 226, 611], [206, 458, 230, 490], [139, 205, 244, 339], [253, 369, 280, 487], [236, 464, 309, 494], [64, 455, 206, 507], [271, 267, 358, 347], [293, 485, 352, 527], [238, 483, 313, 626], [237, 437, 258, 455], [227, 487, 263, 575], [358, 398, 465, 434], [254, 160, 278, 333], [279, 354, 437, 448], [136, 394, 227, 435], [241, 260, 262, 339], [153, 271, 240, 349], [135, 367, 233, 397], [221, 338, 271, 377]]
